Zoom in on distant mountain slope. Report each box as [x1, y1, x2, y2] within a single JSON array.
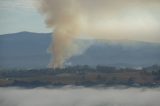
[[71, 41, 160, 67], [0, 32, 51, 68], [0, 32, 160, 68]]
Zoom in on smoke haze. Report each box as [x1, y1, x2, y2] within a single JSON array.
[[38, 0, 160, 68], [0, 87, 160, 106]]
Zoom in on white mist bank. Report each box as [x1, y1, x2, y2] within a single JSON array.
[[0, 87, 160, 106]]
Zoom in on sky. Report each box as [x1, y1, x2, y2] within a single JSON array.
[[0, 0, 51, 35]]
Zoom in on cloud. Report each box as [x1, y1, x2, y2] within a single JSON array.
[[0, 87, 160, 106]]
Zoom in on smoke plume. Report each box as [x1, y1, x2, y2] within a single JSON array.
[[38, 0, 160, 68]]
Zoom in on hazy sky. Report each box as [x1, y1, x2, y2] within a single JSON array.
[[0, 0, 160, 38], [0, 0, 51, 35]]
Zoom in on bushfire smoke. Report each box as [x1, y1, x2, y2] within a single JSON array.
[[38, 0, 160, 68]]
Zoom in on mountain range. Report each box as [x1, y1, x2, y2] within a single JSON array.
[[0, 31, 160, 69]]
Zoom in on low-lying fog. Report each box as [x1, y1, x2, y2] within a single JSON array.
[[0, 86, 160, 106]]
